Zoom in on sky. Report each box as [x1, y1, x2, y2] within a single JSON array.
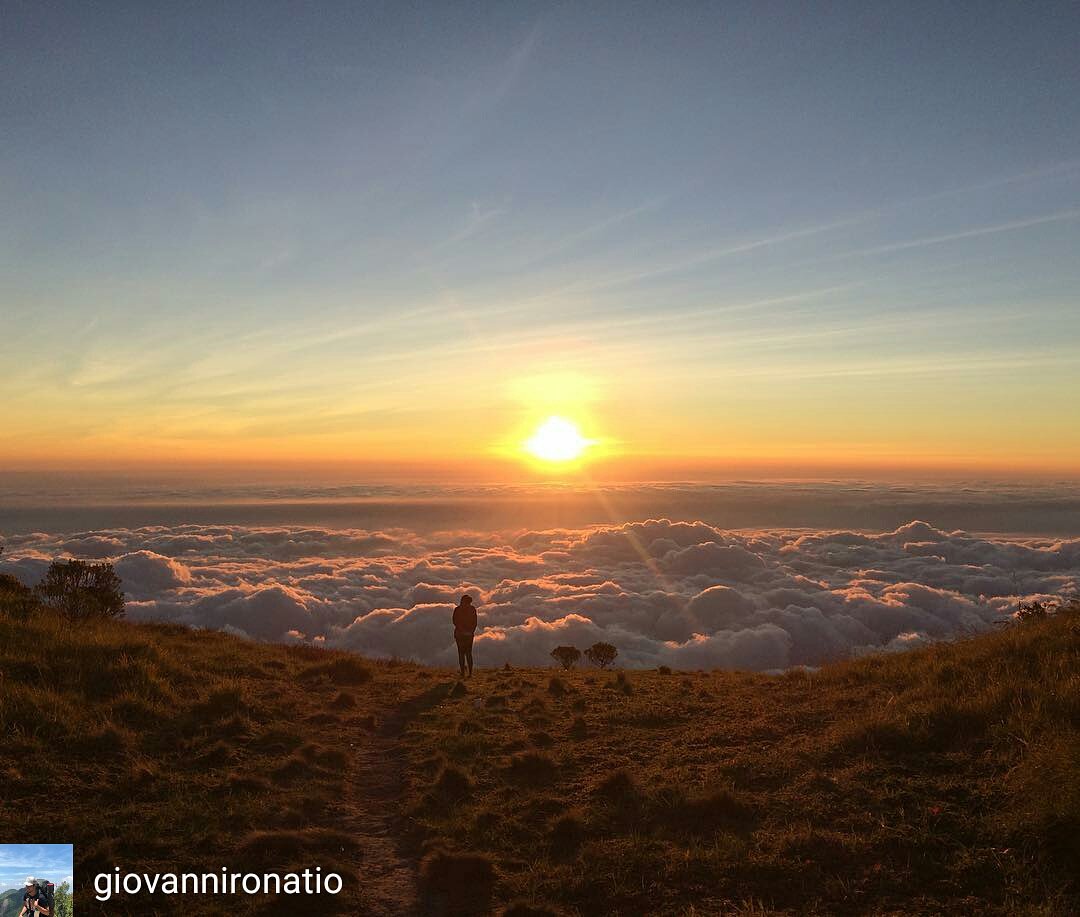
[[0, 844, 73, 893], [3, 1, 1080, 479]]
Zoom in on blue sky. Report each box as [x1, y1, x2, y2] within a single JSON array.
[[0, 844, 73, 892], [2, 1, 1079, 475]]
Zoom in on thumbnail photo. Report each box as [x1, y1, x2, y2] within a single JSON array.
[[0, 846, 73, 916]]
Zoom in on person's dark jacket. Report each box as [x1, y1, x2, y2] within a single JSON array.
[[23, 887, 51, 916], [452, 602, 477, 636]]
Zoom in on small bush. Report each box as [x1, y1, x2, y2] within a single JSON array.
[[1016, 599, 1054, 622], [34, 559, 125, 620], [0, 573, 38, 619], [657, 665, 672, 675], [612, 671, 632, 694], [548, 676, 568, 697]]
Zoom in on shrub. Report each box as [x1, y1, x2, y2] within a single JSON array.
[[52, 882, 72, 917], [584, 642, 617, 669], [1017, 599, 1054, 622], [550, 645, 581, 670], [0, 572, 27, 593], [0, 572, 38, 619], [34, 559, 125, 620], [658, 665, 672, 675], [548, 676, 568, 697], [608, 671, 632, 694]]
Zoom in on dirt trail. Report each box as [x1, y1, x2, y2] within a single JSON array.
[[348, 682, 452, 915]]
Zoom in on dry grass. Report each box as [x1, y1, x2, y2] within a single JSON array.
[[0, 605, 424, 915], [402, 604, 1080, 915], [2, 596, 1077, 915]]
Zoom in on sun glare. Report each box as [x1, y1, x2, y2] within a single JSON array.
[[524, 416, 590, 463]]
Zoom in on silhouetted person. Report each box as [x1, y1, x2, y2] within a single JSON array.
[[452, 594, 477, 677]]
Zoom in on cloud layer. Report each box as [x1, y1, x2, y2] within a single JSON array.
[[3, 519, 1077, 670]]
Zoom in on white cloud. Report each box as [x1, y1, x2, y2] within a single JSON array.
[[2, 518, 1075, 670], [114, 551, 192, 598]]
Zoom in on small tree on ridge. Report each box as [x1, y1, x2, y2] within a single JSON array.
[[550, 645, 581, 670], [34, 559, 125, 620], [584, 641, 617, 669]]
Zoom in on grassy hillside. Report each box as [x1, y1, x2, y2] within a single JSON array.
[[0, 888, 24, 917], [403, 608, 1079, 915], [0, 597, 429, 916], [1, 594, 1077, 915]]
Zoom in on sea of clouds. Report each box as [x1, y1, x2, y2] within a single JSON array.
[[3, 516, 1078, 670]]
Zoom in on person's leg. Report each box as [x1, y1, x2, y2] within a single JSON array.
[[456, 635, 466, 677], [466, 635, 474, 675]]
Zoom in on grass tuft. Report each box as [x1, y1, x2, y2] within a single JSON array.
[[298, 655, 372, 686], [506, 751, 558, 786], [419, 849, 496, 915]]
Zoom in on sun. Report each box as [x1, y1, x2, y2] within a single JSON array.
[[524, 416, 591, 463]]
